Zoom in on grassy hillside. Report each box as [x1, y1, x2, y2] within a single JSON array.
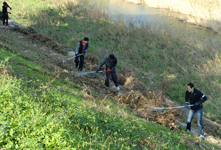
[[0, 0, 220, 149], [0, 28, 218, 149], [9, 0, 221, 122]]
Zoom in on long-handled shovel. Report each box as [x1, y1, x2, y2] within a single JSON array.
[[75, 70, 111, 77], [66, 53, 83, 61], [153, 105, 194, 111], [59, 53, 83, 65]]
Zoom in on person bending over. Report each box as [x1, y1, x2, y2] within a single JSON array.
[[96, 54, 120, 90]]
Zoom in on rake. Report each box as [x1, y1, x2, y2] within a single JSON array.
[[75, 70, 111, 77]]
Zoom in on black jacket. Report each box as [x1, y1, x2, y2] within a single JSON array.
[[185, 88, 207, 110], [2, 4, 11, 14], [97, 56, 117, 70]]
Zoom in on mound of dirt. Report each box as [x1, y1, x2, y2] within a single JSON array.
[[116, 67, 133, 85], [149, 110, 180, 130], [115, 67, 147, 92], [116, 90, 180, 130], [117, 90, 157, 109], [84, 54, 99, 70]]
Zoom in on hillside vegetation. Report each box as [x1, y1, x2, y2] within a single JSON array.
[[0, 0, 220, 149], [10, 0, 221, 122], [0, 21, 217, 150]]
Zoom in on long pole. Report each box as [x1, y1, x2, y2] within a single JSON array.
[[154, 105, 194, 110]]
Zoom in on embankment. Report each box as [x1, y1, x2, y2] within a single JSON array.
[[126, 0, 221, 33]]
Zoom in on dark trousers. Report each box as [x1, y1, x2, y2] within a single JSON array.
[[75, 55, 84, 71], [2, 14, 8, 26], [105, 69, 119, 87]]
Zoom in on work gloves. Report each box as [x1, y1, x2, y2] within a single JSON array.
[[95, 70, 99, 73], [10, 8, 12, 10], [193, 102, 199, 106], [184, 103, 189, 108], [185, 102, 199, 108], [83, 51, 86, 55], [111, 69, 115, 72], [75, 53, 78, 57]]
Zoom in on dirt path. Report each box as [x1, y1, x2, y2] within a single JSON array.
[[1, 20, 221, 148]]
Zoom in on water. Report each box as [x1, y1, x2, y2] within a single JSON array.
[[107, 0, 221, 40]]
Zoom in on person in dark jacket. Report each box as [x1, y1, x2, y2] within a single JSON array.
[[2, 2, 12, 28], [96, 54, 120, 90], [75, 37, 89, 71], [184, 83, 207, 139]]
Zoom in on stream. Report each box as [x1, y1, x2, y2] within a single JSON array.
[[107, 0, 221, 41]]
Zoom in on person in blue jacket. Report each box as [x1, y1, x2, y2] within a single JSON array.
[[96, 54, 120, 90], [184, 82, 207, 139]]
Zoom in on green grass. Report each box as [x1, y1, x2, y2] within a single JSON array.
[[9, 0, 221, 122], [0, 30, 218, 150], [0, 59, 217, 149]]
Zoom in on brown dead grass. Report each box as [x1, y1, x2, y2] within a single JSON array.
[[115, 89, 180, 130], [0, 65, 10, 76], [84, 54, 99, 71]]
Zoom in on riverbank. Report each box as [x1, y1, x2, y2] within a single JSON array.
[[126, 0, 221, 33], [10, 0, 221, 122], [1, 23, 219, 149]]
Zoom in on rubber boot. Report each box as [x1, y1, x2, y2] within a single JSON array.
[[186, 123, 191, 132]]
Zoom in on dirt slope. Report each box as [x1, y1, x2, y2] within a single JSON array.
[[1, 20, 221, 147]]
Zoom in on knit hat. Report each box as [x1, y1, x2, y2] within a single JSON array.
[[3, 2, 7, 5]]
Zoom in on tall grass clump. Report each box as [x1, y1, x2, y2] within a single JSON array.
[[12, 0, 109, 27], [10, 0, 221, 122]]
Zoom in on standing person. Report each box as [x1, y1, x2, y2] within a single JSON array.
[[96, 54, 120, 90], [2, 2, 12, 28], [184, 83, 207, 139], [75, 37, 89, 71]]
